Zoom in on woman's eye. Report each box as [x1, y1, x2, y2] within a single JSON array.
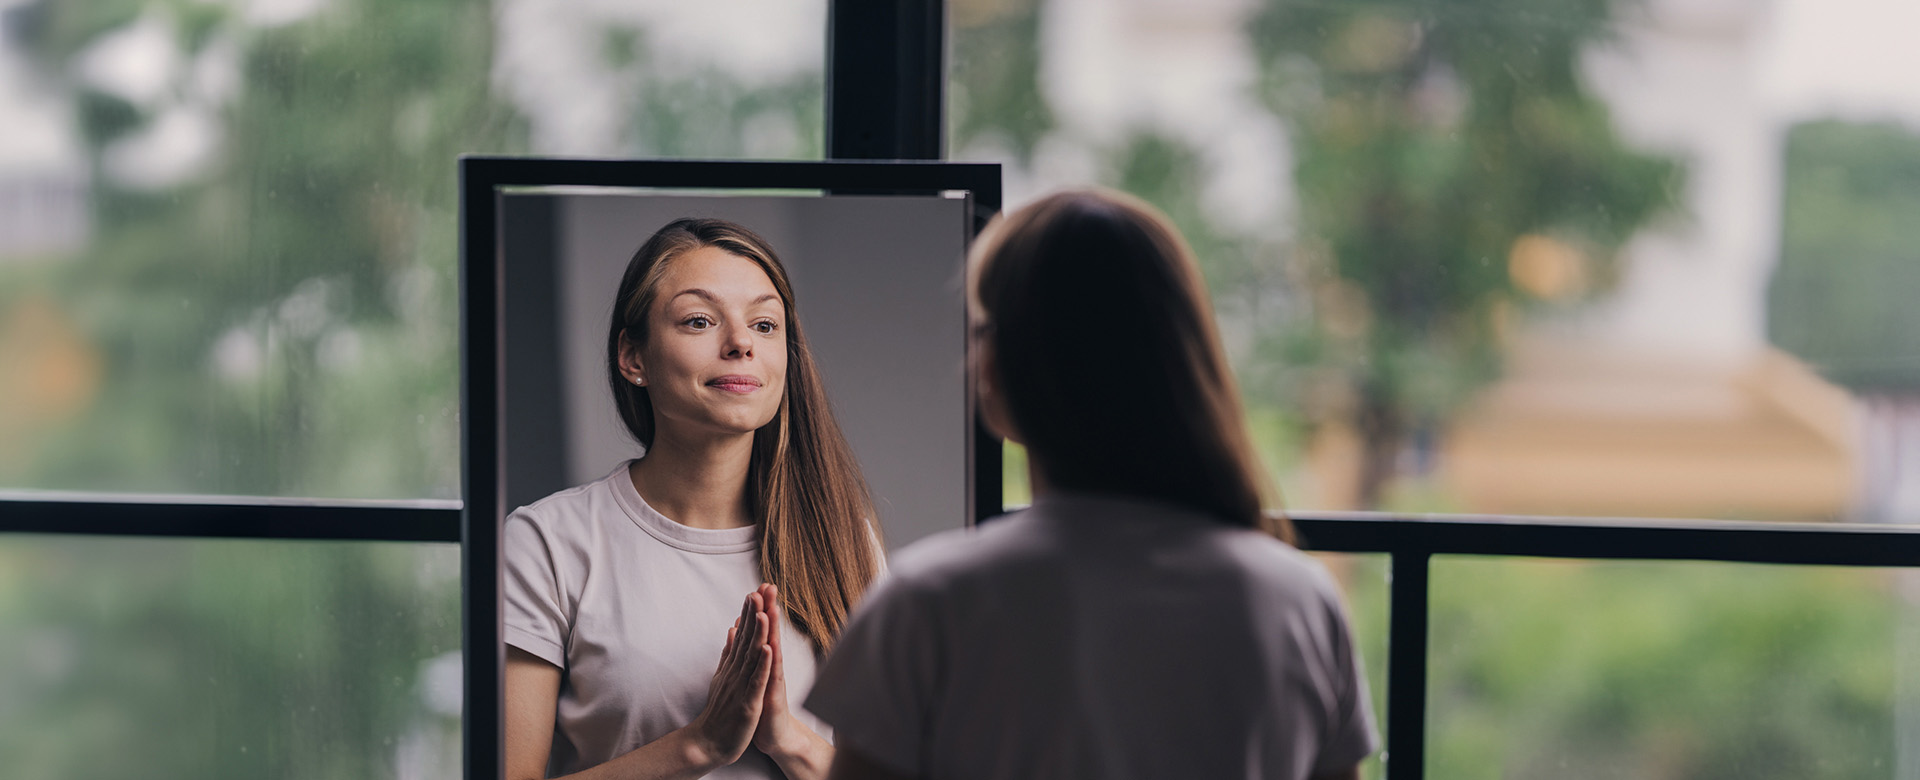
[[753, 321, 777, 334], [685, 316, 712, 329]]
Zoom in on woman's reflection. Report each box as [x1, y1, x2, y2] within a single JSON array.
[[503, 218, 883, 780]]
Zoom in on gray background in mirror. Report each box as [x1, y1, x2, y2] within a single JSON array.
[[502, 192, 971, 551]]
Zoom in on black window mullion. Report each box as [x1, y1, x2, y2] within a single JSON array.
[[0, 499, 460, 542]]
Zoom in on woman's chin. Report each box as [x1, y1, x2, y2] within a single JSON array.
[[703, 413, 778, 439]]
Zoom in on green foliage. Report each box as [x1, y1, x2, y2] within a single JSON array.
[[0, 538, 461, 780], [628, 66, 823, 159], [0, 1, 842, 774], [4, 0, 525, 498], [1112, 133, 1282, 307], [1768, 120, 1920, 395], [1, 1, 510, 776], [949, 0, 1053, 161], [1429, 559, 1902, 779], [597, 23, 823, 160]]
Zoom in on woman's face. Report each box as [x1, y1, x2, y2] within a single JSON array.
[[623, 245, 789, 441]]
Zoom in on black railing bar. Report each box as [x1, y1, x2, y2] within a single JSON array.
[[0, 500, 462, 543], [1384, 552, 1429, 780], [1292, 509, 1920, 534], [1294, 514, 1920, 567], [0, 489, 460, 510]]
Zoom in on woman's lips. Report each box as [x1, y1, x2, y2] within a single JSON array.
[[707, 375, 762, 393]]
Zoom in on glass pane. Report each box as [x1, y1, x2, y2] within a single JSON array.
[[0, 0, 824, 500], [1430, 556, 1915, 779], [0, 534, 460, 779], [952, 0, 1920, 524]]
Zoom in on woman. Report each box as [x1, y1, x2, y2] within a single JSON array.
[[805, 190, 1379, 780], [504, 218, 883, 780]]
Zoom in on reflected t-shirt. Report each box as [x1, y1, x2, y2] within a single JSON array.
[[806, 491, 1379, 780], [504, 462, 830, 778]]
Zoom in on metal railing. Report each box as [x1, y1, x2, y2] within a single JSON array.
[[1292, 511, 1920, 780]]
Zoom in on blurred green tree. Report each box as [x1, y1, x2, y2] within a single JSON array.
[[1247, 0, 1683, 507], [949, 0, 1053, 164], [1, 0, 514, 776], [0, 538, 461, 779], [7, 0, 525, 498]]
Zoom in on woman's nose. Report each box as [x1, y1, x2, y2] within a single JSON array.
[[723, 322, 754, 357]]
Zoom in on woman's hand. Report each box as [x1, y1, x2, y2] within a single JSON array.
[[684, 591, 774, 769], [751, 583, 802, 754], [751, 583, 835, 779]]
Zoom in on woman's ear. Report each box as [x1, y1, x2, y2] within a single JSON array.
[[975, 340, 1022, 445], [617, 330, 647, 387]]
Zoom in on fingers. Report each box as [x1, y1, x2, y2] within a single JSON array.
[[695, 589, 785, 763], [734, 611, 774, 701], [719, 593, 756, 677], [718, 588, 785, 682], [765, 590, 784, 672], [757, 584, 782, 655], [722, 591, 773, 669], [733, 593, 756, 655], [752, 643, 774, 690]]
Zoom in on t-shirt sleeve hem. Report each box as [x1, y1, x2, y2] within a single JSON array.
[[813, 719, 920, 778], [1312, 727, 1381, 775], [505, 625, 565, 669]]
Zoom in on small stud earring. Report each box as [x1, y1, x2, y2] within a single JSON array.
[[634, 377, 645, 386]]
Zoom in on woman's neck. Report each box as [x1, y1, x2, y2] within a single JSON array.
[[629, 427, 756, 530]]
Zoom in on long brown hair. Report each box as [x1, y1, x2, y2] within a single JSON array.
[[969, 189, 1295, 543], [607, 218, 883, 651]]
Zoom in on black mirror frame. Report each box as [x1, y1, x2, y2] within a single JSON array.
[[457, 156, 1002, 780]]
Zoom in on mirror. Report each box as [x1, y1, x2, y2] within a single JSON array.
[[460, 158, 1000, 780]]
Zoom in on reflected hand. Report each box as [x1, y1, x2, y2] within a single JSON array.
[[687, 591, 772, 767], [750, 583, 808, 757]]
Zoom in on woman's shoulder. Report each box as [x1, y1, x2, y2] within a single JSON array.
[[877, 509, 1060, 592], [1204, 525, 1357, 617], [505, 465, 631, 534]]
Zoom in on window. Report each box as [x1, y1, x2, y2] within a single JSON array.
[[954, 2, 1920, 778], [954, 0, 1920, 526], [0, 2, 828, 778]]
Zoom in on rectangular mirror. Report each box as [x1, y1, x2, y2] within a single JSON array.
[[459, 158, 1000, 779]]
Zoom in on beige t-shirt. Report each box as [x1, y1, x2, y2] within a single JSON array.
[[504, 462, 830, 778], [807, 491, 1379, 780]]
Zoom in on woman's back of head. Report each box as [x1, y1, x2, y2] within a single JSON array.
[[970, 189, 1293, 542]]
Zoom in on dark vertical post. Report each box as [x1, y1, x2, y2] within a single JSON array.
[[460, 161, 504, 780], [828, 1, 1000, 521], [827, 0, 946, 160], [1386, 553, 1431, 780]]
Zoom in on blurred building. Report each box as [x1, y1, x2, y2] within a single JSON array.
[[1444, 0, 1920, 521], [0, 40, 87, 260]]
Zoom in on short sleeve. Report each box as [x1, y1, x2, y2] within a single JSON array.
[[503, 510, 569, 668], [803, 572, 941, 776], [1312, 589, 1381, 774]]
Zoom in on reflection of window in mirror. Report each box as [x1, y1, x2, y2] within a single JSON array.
[[495, 192, 970, 779]]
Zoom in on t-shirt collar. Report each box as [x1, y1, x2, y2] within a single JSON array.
[[609, 460, 760, 554]]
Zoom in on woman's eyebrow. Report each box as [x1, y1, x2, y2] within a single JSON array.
[[669, 289, 779, 307]]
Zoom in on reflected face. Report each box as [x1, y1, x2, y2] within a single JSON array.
[[625, 246, 788, 440]]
